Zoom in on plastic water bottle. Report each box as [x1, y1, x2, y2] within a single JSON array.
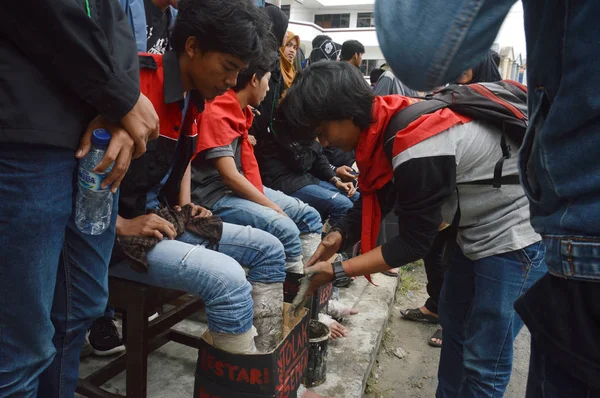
[[75, 129, 114, 235]]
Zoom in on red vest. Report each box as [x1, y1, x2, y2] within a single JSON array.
[[139, 53, 199, 140], [118, 53, 202, 218]]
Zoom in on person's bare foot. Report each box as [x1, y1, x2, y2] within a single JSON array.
[[419, 306, 438, 318], [400, 305, 439, 323], [327, 299, 359, 319], [382, 268, 399, 277], [318, 313, 349, 339], [328, 320, 348, 339], [429, 328, 442, 347], [340, 307, 359, 317]]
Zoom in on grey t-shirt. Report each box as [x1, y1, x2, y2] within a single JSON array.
[[190, 137, 242, 209], [392, 120, 541, 260]]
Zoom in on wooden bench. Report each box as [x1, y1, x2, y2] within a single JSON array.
[[77, 277, 204, 398]]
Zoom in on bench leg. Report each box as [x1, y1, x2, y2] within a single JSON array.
[[124, 295, 148, 398]]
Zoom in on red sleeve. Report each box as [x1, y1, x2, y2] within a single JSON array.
[[196, 90, 246, 153]]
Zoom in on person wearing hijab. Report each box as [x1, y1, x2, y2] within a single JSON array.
[[456, 50, 502, 84], [280, 31, 300, 90]]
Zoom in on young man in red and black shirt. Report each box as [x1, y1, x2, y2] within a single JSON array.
[[282, 61, 546, 397], [107, 0, 288, 354], [189, 57, 324, 275]]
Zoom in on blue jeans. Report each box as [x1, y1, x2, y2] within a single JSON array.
[[0, 144, 117, 398], [109, 223, 286, 334], [376, 1, 600, 393], [211, 187, 323, 260], [437, 242, 547, 398], [291, 181, 360, 225]]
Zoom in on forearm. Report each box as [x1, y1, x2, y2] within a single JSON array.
[[341, 246, 391, 277], [223, 173, 275, 208], [116, 215, 130, 236], [330, 196, 363, 247], [179, 163, 192, 206]]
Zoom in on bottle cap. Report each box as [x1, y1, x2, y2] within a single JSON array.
[[91, 129, 111, 148]]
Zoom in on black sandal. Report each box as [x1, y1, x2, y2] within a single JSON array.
[[381, 270, 399, 277], [400, 308, 439, 324], [428, 328, 442, 348]]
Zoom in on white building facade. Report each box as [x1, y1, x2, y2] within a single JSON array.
[[279, 0, 385, 76]]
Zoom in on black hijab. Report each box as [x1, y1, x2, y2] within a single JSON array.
[[265, 5, 289, 48], [469, 50, 502, 83]]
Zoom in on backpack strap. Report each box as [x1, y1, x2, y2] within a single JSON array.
[[493, 125, 512, 188], [383, 99, 448, 161]]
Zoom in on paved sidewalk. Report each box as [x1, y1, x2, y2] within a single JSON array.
[[301, 273, 399, 398], [78, 272, 399, 397]]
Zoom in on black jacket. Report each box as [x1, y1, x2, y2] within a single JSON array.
[[0, 0, 140, 150], [252, 69, 336, 194]]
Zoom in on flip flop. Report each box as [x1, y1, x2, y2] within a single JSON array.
[[400, 308, 439, 324], [381, 270, 399, 277], [428, 328, 442, 348]]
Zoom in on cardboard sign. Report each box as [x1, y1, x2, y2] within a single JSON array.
[[195, 304, 309, 397]]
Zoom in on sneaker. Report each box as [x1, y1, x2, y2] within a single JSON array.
[[80, 339, 94, 359], [87, 316, 126, 356]]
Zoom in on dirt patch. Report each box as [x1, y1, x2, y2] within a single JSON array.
[[364, 262, 530, 398]]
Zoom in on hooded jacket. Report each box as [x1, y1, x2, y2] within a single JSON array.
[[0, 0, 140, 150]]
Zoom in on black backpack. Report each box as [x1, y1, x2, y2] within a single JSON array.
[[383, 80, 528, 188]]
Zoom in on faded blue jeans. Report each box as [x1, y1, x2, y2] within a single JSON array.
[[0, 144, 117, 398], [437, 242, 547, 398], [211, 187, 323, 261], [109, 223, 286, 334], [291, 181, 360, 226]]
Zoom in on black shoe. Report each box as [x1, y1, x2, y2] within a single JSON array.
[[87, 316, 126, 356]]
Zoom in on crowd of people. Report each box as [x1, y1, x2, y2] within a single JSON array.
[[1, 0, 598, 397]]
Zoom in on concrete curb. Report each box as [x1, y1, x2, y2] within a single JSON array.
[[302, 273, 400, 397]]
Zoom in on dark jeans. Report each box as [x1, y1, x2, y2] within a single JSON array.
[[423, 229, 450, 315], [0, 144, 117, 397], [291, 181, 360, 225], [437, 242, 547, 398], [526, 336, 600, 398]]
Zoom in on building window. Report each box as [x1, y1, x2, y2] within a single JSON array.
[[281, 5, 291, 19], [314, 13, 350, 29], [360, 59, 385, 76], [357, 12, 374, 28]]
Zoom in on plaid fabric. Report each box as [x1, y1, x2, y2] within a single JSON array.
[[116, 204, 223, 272]]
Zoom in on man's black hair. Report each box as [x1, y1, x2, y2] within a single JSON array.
[[233, 52, 278, 92], [171, 0, 276, 64], [369, 68, 384, 86], [340, 40, 365, 61], [277, 61, 374, 141]]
